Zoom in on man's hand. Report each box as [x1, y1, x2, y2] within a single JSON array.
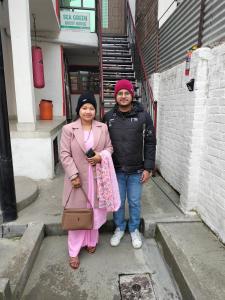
[[141, 170, 152, 183], [71, 176, 81, 188], [87, 153, 102, 166]]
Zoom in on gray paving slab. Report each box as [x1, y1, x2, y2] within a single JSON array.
[[0, 278, 12, 300], [11, 167, 193, 231], [15, 177, 39, 212], [1, 223, 44, 300], [143, 174, 182, 217], [0, 167, 204, 299], [0, 176, 38, 225], [0, 238, 20, 275], [152, 175, 180, 207], [156, 222, 225, 300], [21, 234, 181, 300]]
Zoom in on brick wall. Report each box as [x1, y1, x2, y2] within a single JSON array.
[[102, 0, 126, 35], [153, 45, 225, 242]]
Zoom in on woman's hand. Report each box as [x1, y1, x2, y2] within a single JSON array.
[[71, 176, 81, 188], [87, 153, 102, 166]]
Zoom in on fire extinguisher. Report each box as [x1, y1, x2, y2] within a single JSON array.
[[32, 46, 45, 88], [185, 50, 192, 76]]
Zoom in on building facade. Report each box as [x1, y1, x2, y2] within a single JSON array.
[[0, 0, 127, 180]]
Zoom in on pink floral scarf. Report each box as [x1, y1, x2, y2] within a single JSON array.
[[96, 150, 121, 212]]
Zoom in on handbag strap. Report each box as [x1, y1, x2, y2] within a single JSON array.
[[64, 186, 92, 209]]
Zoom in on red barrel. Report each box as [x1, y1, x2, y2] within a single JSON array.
[[32, 46, 45, 88], [39, 100, 53, 120]]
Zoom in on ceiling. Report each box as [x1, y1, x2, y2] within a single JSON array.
[[29, 0, 60, 32], [0, 0, 60, 32]]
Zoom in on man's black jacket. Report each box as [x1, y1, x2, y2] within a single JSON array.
[[103, 101, 156, 173]]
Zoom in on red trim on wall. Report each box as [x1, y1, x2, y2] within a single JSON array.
[[60, 46, 66, 116], [55, 0, 60, 20]]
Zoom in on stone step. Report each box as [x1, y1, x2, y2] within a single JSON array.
[[102, 36, 128, 42], [0, 177, 39, 225], [102, 44, 130, 50], [156, 222, 225, 300], [103, 65, 134, 72], [103, 72, 135, 81], [15, 177, 39, 212], [102, 40, 129, 45], [103, 58, 132, 64], [103, 50, 131, 57]]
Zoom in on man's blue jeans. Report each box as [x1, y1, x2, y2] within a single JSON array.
[[114, 172, 142, 233]]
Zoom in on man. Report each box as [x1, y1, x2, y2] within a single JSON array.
[[103, 79, 156, 249]]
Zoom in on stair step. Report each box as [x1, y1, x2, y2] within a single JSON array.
[[102, 34, 128, 38], [103, 59, 132, 64], [103, 56, 132, 61], [103, 71, 135, 76], [102, 44, 130, 50], [102, 40, 129, 45], [103, 54, 131, 59], [103, 49, 131, 55], [102, 36, 128, 42], [155, 223, 225, 300], [103, 99, 115, 103], [103, 66, 133, 72]]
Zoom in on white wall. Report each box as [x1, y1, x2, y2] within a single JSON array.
[[2, 35, 64, 119], [34, 42, 64, 117], [197, 44, 225, 242], [158, 0, 177, 28], [128, 0, 136, 22], [154, 45, 225, 242], [11, 137, 53, 179]]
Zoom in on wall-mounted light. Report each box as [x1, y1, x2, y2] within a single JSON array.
[[186, 78, 195, 92]]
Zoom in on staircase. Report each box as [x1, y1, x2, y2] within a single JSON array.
[[102, 35, 140, 112]]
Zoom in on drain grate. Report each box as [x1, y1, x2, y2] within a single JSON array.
[[119, 273, 156, 299]]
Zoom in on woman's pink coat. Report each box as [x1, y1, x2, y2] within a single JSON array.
[[60, 119, 113, 209]]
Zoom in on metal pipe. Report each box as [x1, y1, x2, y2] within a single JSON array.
[[97, 0, 104, 119], [198, 0, 206, 47], [0, 30, 17, 222]]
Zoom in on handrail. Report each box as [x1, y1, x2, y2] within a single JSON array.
[[126, 0, 157, 130], [97, 0, 104, 119]]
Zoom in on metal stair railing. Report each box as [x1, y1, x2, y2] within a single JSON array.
[[126, 0, 157, 130], [97, 0, 104, 119]]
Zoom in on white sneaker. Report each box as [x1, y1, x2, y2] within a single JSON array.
[[130, 229, 142, 249], [110, 227, 125, 247]]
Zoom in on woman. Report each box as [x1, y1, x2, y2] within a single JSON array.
[[60, 91, 118, 269]]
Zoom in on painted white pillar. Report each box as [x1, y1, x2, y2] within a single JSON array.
[[8, 0, 36, 131]]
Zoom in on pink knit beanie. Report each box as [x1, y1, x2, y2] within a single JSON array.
[[114, 79, 134, 98]]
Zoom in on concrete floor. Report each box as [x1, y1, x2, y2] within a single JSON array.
[[21, 234, 181, 300], [1, 165, 202, 299]]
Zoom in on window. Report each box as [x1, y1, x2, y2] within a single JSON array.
[[83, 0, 95, 8], [102, 0, 108, 29], [61, 0, 95, 9], [60, 0, 96, 32], [69, 67, 99, 94]]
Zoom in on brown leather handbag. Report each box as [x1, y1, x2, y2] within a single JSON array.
[[62, 187, 93, 231]]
